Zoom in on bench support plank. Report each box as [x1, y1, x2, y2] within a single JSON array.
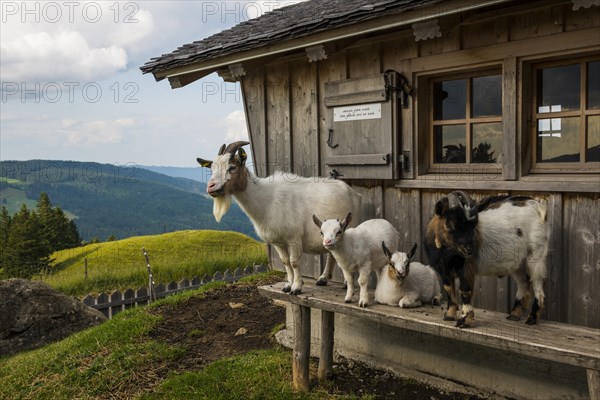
[[318, 310, 335, 381], [292, 304, 311, 391], [589, 369, 600, 400]]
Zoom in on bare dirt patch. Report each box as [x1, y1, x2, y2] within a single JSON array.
[[148, 276, 484, 399]]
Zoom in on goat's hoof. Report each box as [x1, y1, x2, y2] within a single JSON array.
[[456, 318, 471, 329], [506, 314, 521, 321], [290, 289, 302, 296], [344, 299, 352, 304], [525, 317, 538, 325], [282, 285, 291, 293], [443, 314, 457, 321], [359, 301, 368, 308], [315, 279, 328, 286]]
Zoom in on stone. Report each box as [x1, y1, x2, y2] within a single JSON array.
[[0, 279, 107, 357]]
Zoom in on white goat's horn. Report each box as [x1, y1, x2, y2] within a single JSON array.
[[217, 144, 227, 155]]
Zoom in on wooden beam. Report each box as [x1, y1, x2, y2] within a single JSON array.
[[318, 310, 335, 381], [292, 304, 311, 391]]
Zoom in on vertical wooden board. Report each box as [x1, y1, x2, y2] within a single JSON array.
[[242, 69, 268, 177], [290, 61, 319, 177], [384, 187, 422, 258], [462, 17, 509, 49], [503, 57, 518, 180], [351, 183, 383, 220], [543, 193, 564, 323], [319, 52, 348, 176], [381, 36, 418, 67], [418, 19, 461, 57], [510, 6, 564, 41], [266, 63, 291, 174], [563, 193, 600, 329], [347, 44, 382, 78], [565, 5, 600, 31]]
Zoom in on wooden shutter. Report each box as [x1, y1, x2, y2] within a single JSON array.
[[324, 71, 401, 180]]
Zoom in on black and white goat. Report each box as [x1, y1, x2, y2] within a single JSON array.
[[376, 243, 441, 308], [197, 142, 363, 295], [425, 191, 550, 328], [312, 213, 400, 307]]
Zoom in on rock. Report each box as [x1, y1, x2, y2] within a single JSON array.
[[0, 279, 107, 357], [234, 327, 248, 336]]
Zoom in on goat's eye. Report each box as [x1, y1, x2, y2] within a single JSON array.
[[336, 230, 341, 236], [319, 232, 323, 236], [228, 165, 237, 173]]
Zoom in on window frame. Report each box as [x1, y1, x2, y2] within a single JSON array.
[[530, 56, 600, 173], [426, 67, 504, 175]]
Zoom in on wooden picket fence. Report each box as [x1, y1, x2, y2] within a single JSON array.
[[82, 264, 268, 319]]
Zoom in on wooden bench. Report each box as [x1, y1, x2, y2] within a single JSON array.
[[259, 279, 600, 399]]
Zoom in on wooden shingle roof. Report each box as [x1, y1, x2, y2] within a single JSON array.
[[140, 0, 439, 78]]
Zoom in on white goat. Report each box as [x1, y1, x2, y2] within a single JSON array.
[[376, 243, 441, 308], [312, 213, 400, 307], [197, 141, 363, 295]]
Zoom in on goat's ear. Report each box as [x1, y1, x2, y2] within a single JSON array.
[[312, 214, 322, 228], [408, 243, 418, 261], [238, 148, 248, 165], [197, 158, 213, 168], [434, 197, 449, 217], [341, 212, 352, 231], [382, 241, 393, 261]]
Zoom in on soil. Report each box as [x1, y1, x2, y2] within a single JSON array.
[[148, 275, 485, 399]]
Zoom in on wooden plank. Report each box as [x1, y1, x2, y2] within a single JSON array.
[[565, 3, 600, 32], [266, 63, 291, 173], [318, 310, 335, 381], [394, 177, 600, 193], [509, 6, 563, 41], [259, 280, 600, 370], [462, 16, 509, 49], [347, 43, 381, 78], [544, 193, 564, 323], [324, 91, 387, 107], [563, 193, 600, 329], [319, 52, 348, 177], [290, 61, 318, 176], [589, 369, 600, 400], [418, 15, 461, 57], [291, 304, 311, 391], [242, 69, 268, 177], [411, 28, 600, 73], [383, 187, 422, 259], [502, 57, 518, 180], [326, 154, 390, 166]]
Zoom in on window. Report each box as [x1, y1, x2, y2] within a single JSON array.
[[532, 58, 600, 171], [429, 70, 503, 172]]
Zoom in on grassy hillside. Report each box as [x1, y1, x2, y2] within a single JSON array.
[[0, 160, 256, 240], [0, 274, 375, 400], [42, 230, 268, 296]]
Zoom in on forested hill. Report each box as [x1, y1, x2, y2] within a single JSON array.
[[0, 160, 256, 241]]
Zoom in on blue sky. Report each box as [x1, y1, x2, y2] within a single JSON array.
[[1, 1, 301, 167]]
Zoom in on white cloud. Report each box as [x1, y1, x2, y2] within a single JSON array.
[[223, 110, 249, 142], [60, 118, 135, 146]]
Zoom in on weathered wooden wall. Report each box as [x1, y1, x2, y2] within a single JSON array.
[[240, 2, 600, 328]]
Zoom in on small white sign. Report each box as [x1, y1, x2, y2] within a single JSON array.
[[334, 103, 382, 122]]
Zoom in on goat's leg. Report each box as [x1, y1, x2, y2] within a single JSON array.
[[289, 245, 304, 295], [273, 245, 293, 293], [341, 269, 355, 303], [357, 270, 370, 307], [507, 268, 531, 321], [456, 271, 475, 328], [316, 253, 335, 286], [399, 292, 422, 308], [526, 274, 546, 325], [442, 277, 459, 321]]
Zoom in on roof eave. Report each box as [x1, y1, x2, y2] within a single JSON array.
[[151, 0, 514, 88]]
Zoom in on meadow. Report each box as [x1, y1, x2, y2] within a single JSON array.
[[42, 230, 268, 297]]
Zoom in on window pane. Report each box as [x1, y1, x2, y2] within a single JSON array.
[[588, 61, 600, 110], [434, 125, 466, 163], [472, 75, 502, 117], [472, 122, 502, 163], [537, 117, 580, 162], [434, 79, 466, 120], [537, 64, 580, 113], [588, 115, 600, 162]]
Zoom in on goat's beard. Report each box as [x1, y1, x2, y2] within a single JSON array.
[[213, 194, 232, 222]]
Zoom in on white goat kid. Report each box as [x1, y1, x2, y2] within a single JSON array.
[[197, 141, 363, 295], [313, 213, 400, 307], [376, 243, 441, 308]]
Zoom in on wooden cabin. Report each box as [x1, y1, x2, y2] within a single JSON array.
[[143, 0, 599, 397]]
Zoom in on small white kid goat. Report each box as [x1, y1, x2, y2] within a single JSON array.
[[312, 212, 400, 307], [197, 141, 364, 295], [375, 242, 441, 308]]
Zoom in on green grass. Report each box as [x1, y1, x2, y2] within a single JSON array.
[[41, 230, 268, 297], [0, 274, 371, 400], [0, 186, 39, 214]]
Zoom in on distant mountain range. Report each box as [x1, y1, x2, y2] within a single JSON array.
[[0, 160, 256, 241]]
